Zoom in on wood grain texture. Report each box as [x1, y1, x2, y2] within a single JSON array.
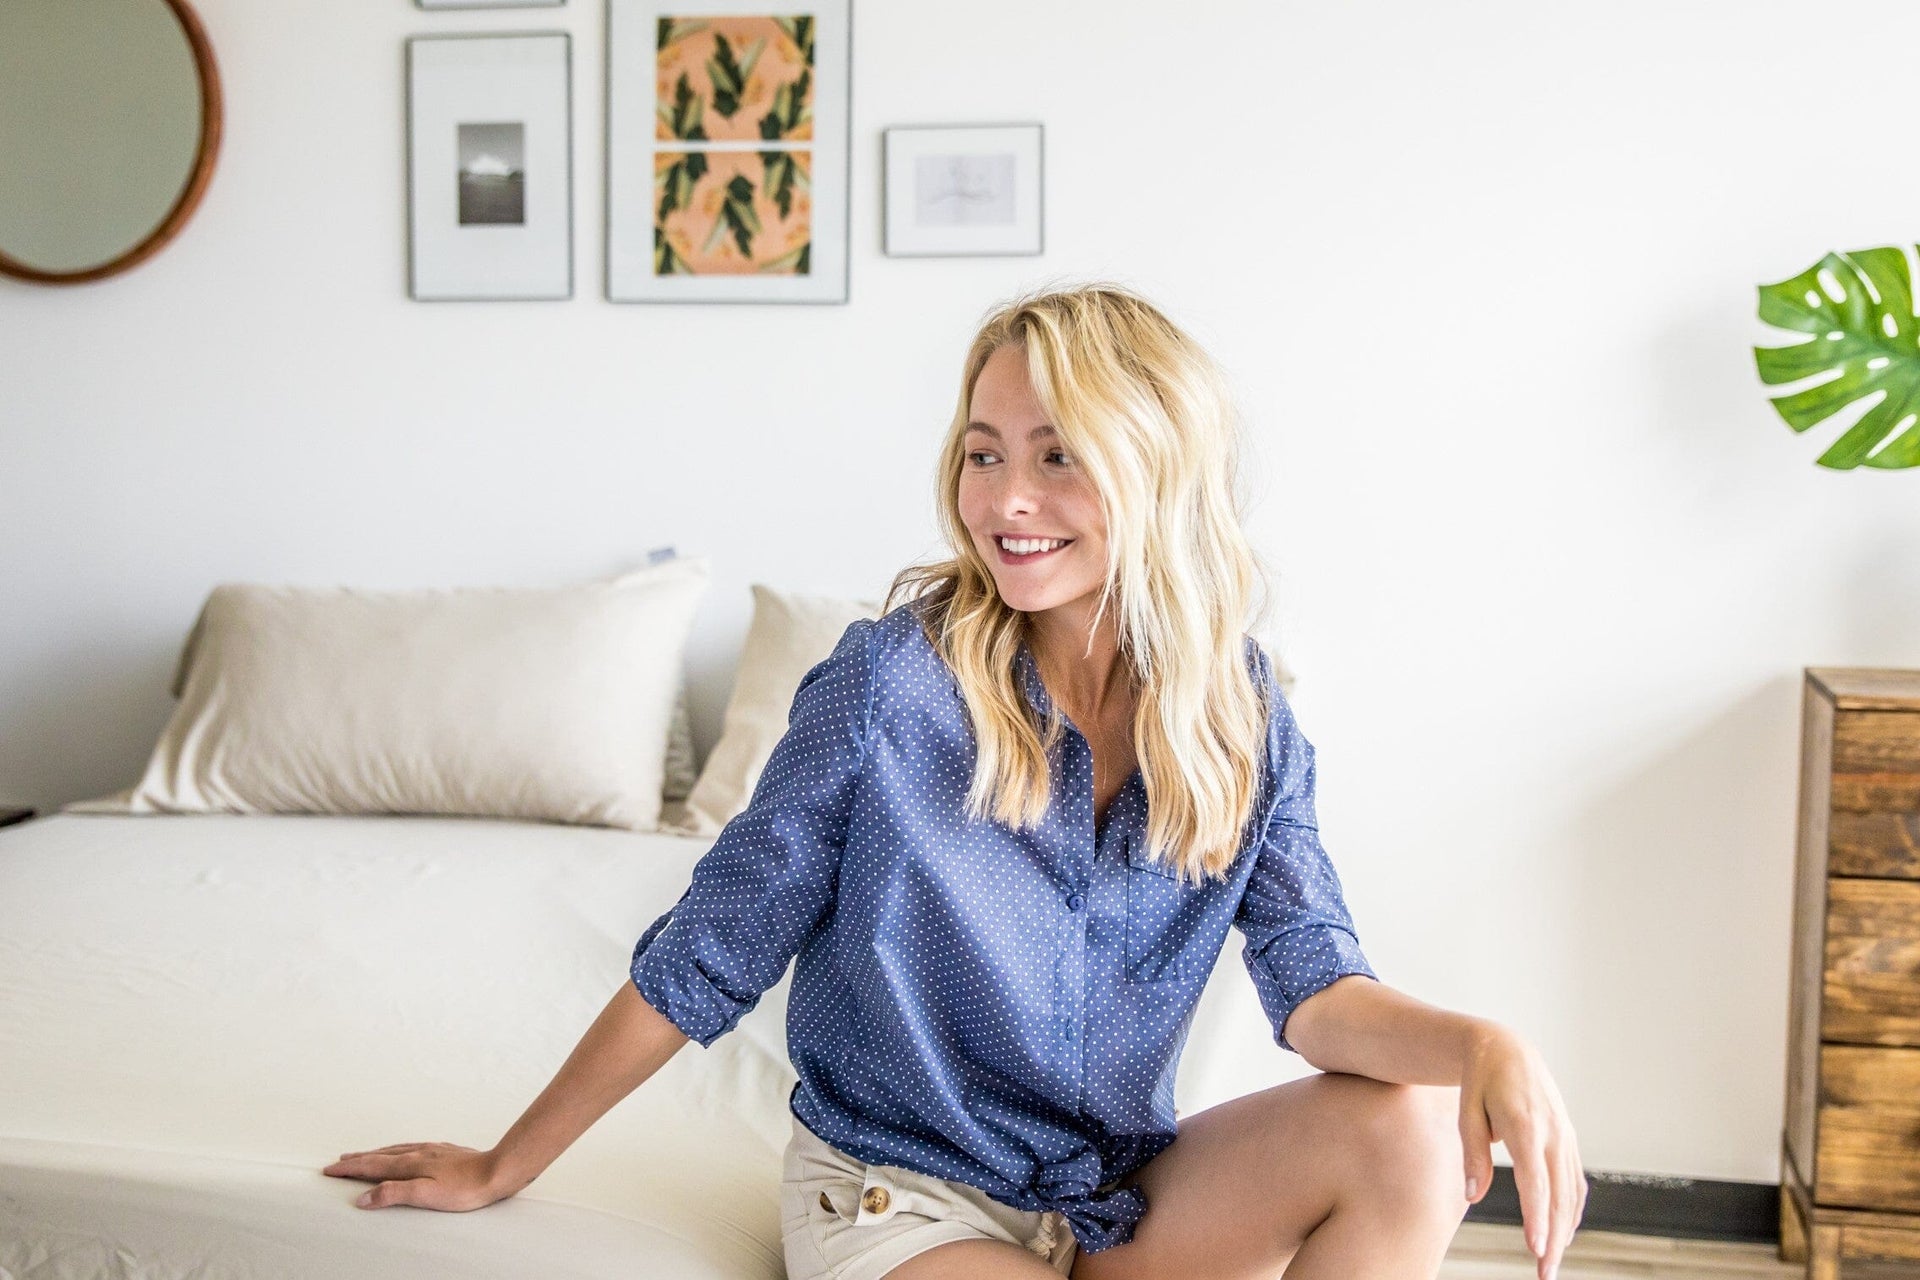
[[1786, 679, 1834, 1188], [1830, 811, 1920, 880], [1831, 712, 1920, 812], [1822, 879, 1920, 1045], [1814, 1044, 1920, 1213], [1808, 669, 1920, 711]]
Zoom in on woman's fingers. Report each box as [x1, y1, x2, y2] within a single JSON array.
[[356, 1177, 430, 1209], [1508, 1130, 1553, 1266], [321, 1142, 504, 1213], [323, 1149, 432, 1181], [1456, 1087, 1494, 1202]]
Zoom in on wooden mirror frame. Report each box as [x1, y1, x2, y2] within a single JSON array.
[[0, 0, 224, 286]]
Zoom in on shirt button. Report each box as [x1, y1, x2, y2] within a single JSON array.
[[1065, 892, 1085, 913], [862, 1186, 891, 1214]]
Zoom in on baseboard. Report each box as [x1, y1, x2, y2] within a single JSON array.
[[1463, 1165, 1776, 1244]]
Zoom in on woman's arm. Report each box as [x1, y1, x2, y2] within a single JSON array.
[[1281, 973, 1493, 1083], [323, 980, 688, 1210], [1286, 975, 1588, 1280], [487, 980, 690, 1194]]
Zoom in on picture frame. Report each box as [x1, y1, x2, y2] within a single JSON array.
[[416, 0, 563, 9], [605, 0, 851, 303], [405, 33, 573, 301], [883, 123, 1044, 257]]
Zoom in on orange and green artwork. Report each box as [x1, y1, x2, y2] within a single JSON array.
[[656, 16, 814, 143], [654, 148, 811, 275]]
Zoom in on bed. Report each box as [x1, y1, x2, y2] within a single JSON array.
[[0, 569, 1300, 1277], [0, 808, 798, 1279]]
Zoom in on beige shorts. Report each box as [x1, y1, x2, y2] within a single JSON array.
[[779, 1111, 1079, 1280]]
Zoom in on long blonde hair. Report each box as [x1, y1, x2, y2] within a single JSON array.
[[886, 282, 1277, 886]]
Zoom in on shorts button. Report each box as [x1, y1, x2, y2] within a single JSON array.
[[861, 1186, 891, 1214], [818, 1191, 833, 1212]]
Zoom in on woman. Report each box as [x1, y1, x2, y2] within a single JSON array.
[[324, 284, 1587, 1280]]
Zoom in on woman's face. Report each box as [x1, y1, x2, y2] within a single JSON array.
[[957, 342, 1109, 621]]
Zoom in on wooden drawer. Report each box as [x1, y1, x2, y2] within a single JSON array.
[[1816, 1044, 1920, 1212], [1831, 811, 1920, 880], [1833, 711, 1920, 812], [1823, 877, 1920, 1045]]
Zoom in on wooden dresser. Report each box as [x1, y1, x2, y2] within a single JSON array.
[[1781, 669, 1920, 1278]]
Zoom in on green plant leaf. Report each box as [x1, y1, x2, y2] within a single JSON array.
[[1754, 246, 1920, 469]]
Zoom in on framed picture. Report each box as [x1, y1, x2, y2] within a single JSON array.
[[605, 0, 851, 303], [883, 124, 1044, 257], [416, 0, 563, 9], [406, 33, 572, 300]]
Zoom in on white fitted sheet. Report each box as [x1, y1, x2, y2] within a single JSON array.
[[0, 812, 795, 1279]]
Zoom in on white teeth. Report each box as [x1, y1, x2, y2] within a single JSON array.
[[999, 537, 1070, 555]]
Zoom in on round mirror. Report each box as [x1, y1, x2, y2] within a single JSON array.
[[0, 0, 222, 285]]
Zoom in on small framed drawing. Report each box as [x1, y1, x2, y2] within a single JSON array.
[[605, 0, 851, 303], [883, 124, 1043, 257], [417, 0, 562, 9], [405, 33, 572, 300]]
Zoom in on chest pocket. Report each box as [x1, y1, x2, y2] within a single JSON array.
[[1123, 836, 1214, 982]]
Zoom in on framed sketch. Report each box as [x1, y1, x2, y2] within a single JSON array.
[[406, 33, 572, 300], [417, 0, 562, 8], [883, 124, 1044, 257], [605, 0, 851, 303]]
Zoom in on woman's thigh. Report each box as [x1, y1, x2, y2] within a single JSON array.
[[1068, 1073, 1457, 1280]]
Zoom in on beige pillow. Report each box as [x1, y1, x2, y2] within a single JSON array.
[[663, 691, 697, 800], [671, 584, 881, 836], [124, 558, 710, 830]]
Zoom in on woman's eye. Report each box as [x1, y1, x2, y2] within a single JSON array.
[[1047, 450, 1072, 466], [965, 451, 997, 466]]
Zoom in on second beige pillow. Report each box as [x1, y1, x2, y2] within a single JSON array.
[[673, 585, 881, 835]]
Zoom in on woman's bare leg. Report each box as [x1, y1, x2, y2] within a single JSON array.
[[884, 1238, 1069, 1278], [1069, 1074, 1469, 1280], [885, 1074, 1467, 1280]]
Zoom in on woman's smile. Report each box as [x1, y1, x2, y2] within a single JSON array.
[[994, 535, 1075, 565]]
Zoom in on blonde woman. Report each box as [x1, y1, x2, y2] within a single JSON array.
[[324, 284, 1587, 1280]]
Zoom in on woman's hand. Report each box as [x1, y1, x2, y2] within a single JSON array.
[[322, 1141, 514, 1211], [1458, 1023, 1588, 1280]]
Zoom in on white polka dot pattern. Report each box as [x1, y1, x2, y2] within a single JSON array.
[[630, 599, 1377, 1253]]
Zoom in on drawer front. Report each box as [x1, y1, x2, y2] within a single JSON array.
[[1822, 878, 1920, 1046], [1815, 1044, 1920, 1211], [1832, 711, 1920, 813], [1831, 811, 1920, 880]]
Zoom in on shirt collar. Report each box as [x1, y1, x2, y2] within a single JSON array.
[[1013, 636, 1053, 717]]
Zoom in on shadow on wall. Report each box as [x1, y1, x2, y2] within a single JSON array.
[[1561, 674, 1797, 1181], [3, 639, 176, 810]]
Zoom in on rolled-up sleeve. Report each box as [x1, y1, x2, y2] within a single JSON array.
[[631, 617, 875, 1047], [1234, 650, 1378, 1055]]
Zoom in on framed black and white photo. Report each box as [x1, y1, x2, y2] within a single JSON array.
[[883, 124, 1043, 257], [406, 33, 572, 300], [605, 0, 851, 303], [416, 0, 562, 9]]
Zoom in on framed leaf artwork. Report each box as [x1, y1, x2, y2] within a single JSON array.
[[605, 0, 850, 303]]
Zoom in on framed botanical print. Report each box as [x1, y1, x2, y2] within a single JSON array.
[[883, 124, 1043, 257], [605, 0, 851, 303], [406, 33, 573, 300]]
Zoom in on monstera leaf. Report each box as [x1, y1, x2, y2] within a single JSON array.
[[1755, 246, 1920, 469]]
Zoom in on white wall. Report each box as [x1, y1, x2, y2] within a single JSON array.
[[8, 0, 1920, 1188]]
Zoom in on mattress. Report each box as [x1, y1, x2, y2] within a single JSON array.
[[0, 812, 797, 1279]]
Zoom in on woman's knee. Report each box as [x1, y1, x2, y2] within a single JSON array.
[[1354, 1082, 1469, 1213]]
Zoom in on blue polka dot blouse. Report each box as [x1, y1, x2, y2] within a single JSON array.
[[630, 599, 1377, 1253]]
